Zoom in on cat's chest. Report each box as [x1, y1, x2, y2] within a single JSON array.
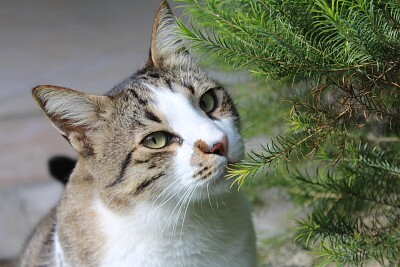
[[93, 195, 255, 267]]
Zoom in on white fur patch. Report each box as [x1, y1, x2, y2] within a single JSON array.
[[144, 84, 244, 185], [148, 85, 227, 147], [214, 117, 244, 163], [94, 193, 256, 267]]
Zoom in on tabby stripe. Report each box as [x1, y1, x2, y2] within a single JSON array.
[[134, 172, 164, 195], [165, 79, 174, 91], [194, 166, 209, 178], [107, 150, 133, 187], [148, 163, 157, 169], [184, 83, 195, 94], [144, 110, 161, 123], [134, 159, 150, 164], [200, 170, 213, 180], [132, 120, 145, 128], [43, 221, 56, 247], [37, 219, 57, 266], [147, 72, 160, 79], [134, 67, 150, 77], [128, 89, 147, 105]]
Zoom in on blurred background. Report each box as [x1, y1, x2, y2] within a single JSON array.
[[0, 1, 308, 265]]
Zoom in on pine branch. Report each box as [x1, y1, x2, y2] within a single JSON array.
[[296, 212, 400, 266], [177, 0, 400, 79], [177, 0, 400, 265], [288, 143, 400, 211], [290, 143, 400, 265], [227, 128, 326, 189]]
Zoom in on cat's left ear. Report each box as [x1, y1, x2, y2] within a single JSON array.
[[32, 85, 112, 156], [147, 0, 189, 68]]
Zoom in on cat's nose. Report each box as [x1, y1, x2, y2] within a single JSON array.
[[195, 136, 228, 157], [209, 139, 228, 157]]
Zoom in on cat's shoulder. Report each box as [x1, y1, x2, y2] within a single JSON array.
[[18, 207, 57, 267]]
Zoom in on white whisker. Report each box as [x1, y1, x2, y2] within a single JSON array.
[[179, 184, 198, 238], [162, 185, 192, 236], [206, 183, 215, 213], [150, 179, 181, 211], [104, 187, 125, 208], [172, 185, 195, 239]]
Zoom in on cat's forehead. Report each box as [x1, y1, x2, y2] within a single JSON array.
[[108, 66, 220, 100]]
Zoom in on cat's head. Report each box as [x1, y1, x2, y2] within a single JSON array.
[[33, 1, 244, 212]]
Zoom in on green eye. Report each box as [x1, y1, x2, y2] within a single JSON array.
[[142, 131, 170, 149], [200, 91, 217, 113]]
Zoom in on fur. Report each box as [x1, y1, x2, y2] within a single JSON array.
[[19, 1, 256, 266]]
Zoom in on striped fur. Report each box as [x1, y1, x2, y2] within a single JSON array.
[[20, 1, 256, 266]]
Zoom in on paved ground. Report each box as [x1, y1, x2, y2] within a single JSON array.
[[0, 0, 297, 263]]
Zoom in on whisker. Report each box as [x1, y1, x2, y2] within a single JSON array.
[[199, 185, 206, 214], [206, 183, 215, 213], [162, 185, 192, 236], [150, 179, 181, 211], [179, 184, 198, 238], [172, 185, 195, 239], [104, 187, 126, 208]]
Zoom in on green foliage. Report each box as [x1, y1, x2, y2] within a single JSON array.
[[293, 144, 400, 266], [178, 0, 400, 79], [177, 0, 400, 265]]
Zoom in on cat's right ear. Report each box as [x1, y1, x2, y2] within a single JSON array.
[[147, 0, 189, 68], [32, 85, 111, 156]]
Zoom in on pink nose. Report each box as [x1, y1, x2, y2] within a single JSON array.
[[196, 136, 228, 157]]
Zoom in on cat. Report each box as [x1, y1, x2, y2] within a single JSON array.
[[18, 1, 256, 266]]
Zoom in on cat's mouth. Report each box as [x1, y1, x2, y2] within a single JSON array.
[[204, 158, 230, 184]]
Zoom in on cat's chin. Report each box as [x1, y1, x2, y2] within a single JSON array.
[[204, 158, 245, 197], [189, 181, 231, 203], [193, 162, 232, 199]]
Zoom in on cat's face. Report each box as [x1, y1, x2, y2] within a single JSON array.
[[91, 65, 243, 211], [32, 1, 243, 212]]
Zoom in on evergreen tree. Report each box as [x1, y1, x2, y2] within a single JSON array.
[[177, 0, 400, 265]]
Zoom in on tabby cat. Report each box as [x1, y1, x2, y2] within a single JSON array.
[[19, 1, 256, 266]]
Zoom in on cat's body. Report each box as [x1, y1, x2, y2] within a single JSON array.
[[19, 1, 256, 266], [21, 163, 254, 267]]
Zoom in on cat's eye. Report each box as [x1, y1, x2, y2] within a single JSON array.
[[142, 131, 171, 149], [200, 91, 217, 113]]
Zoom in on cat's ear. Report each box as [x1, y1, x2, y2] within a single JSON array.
[[32, 85, 111, 156], [148, 0, 188, 67]]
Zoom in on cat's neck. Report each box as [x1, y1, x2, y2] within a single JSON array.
[[94, 188, 244, 232], [92, 191, 254, 267], [56, 160, 255, 267]]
